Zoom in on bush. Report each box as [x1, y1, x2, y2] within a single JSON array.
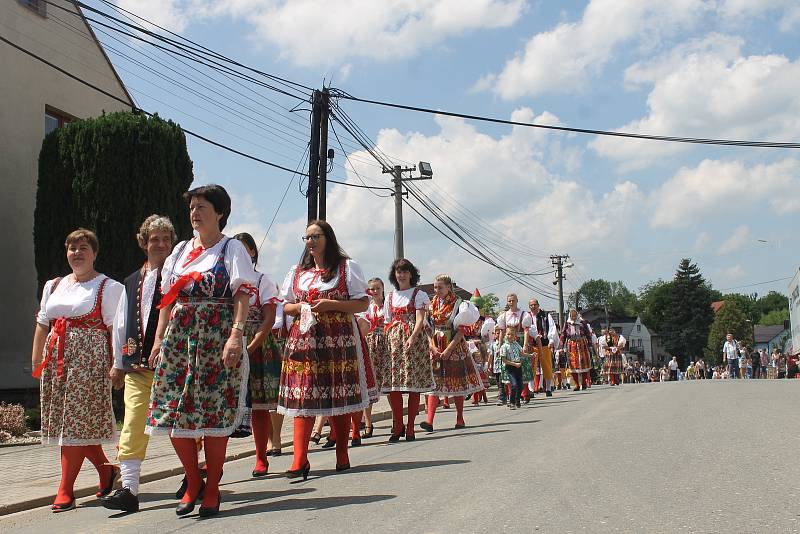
[[0, 402, 28, 436], [0, 430, 12, 444], [25, 407, 41, 431]]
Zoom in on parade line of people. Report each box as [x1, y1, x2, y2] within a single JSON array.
[[30, 183, 657, 517]]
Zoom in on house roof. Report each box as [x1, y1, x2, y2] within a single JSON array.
[[417, 283, 472, 302], [754, 324, 788, 344], [711, 301, 725, 313]]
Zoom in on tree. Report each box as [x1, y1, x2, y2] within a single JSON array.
[[636, 279, 673, 335], [661, 259, 714, 366], [473, 293, 500, 318], [757, 291, 789, 317], [721, 293, 760, 323], [706, 301, 752, 364], [570, 279, 637, 316], [34, 112, 193, 291], [759, 308, 790, 326]]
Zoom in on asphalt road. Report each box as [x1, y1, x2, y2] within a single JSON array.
[[3, 380, 798, 534]]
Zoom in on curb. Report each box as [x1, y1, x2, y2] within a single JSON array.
[[0, 408, 396, 517]]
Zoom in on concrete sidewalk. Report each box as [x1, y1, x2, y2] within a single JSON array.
[[0, 397, 395, 516]]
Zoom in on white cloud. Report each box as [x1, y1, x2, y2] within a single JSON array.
[[693, 232, 711, 252], [715, 264, 746, 284], [717, 225, 751, 254], [591, 34, 800, 170], [649, 158, 800, 228], [483, 0, 711, 99], [718, 0, 800, 31], [118, 0, 525, 67]]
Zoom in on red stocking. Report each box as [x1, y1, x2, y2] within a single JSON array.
[[171, 437, 202, 504], [330, 414, 351, 466], [471, 392, 480, 405], [426, 395, 438, 425], [406, 393, 420, 437], [522, 383, 530, 400], [82, 444, 113, 496], [251, 410, 271, 473], [388, 392, 404, 436], [201, 436, 227, 508], [290, 416, 314, 470], [350, 411, 362, 440], [55, 446, 85, 505], [455, 396, 465, 426]]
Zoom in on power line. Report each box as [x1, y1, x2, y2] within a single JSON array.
[[259, 143, 311, 250], [331, 90, 800, 149], [717, 276, 793, 292]]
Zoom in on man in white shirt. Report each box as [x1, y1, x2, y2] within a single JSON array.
[[668, 356, 679, 381], [722, 333, 739, 380]]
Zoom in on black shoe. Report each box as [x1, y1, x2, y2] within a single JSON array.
[[388, 424, 405, 442], [363, 425, 374, 438], [405, 433, 416, 442], [286, 462, 311, 481], [419, 421, 434, 432], [321, 438, 336, 449], [454, 423, 466, 429], [100, 487, 139, 513], [310, 432, 322, 445], [176, 481, 205, 516], [515, 401, 521, 408], [175, 476, 188, 500], [546, 390, 553, 397], [199, 494, 221, 518], [523, 398, 531, 404], [266, 448, 282, 457], [51, 499, 76, 513], [336, 463, 351, 472], [351, 437, 362, 447]]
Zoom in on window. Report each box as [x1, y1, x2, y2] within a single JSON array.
[[19, 0, 46, 17], [45, 108, 72, 135], [637, 324, 641, 332], [638, 339, 642, 348]]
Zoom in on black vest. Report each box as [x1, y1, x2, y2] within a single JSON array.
[[122, 267, 162, 371], [535, 310, 549, 338]]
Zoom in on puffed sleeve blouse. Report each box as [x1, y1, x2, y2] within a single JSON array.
[[280, 259, 368, 304], [161, 236, 257, 295], [37, 274, 124, 327], [383, 287, 430, 318]]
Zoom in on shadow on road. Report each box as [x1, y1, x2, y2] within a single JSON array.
[[198, 493, 396, 518]]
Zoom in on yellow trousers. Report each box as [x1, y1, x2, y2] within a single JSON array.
[[117, 370, 153, 461], [533, 345, 554, 382]]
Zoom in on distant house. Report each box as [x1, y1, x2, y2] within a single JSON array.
[[711, 301, 726, 314], [417, 283, 472, 302], [754, 322, 791, 354], [580, 307, 671, 364]]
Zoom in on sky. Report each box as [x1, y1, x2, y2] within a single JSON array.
[[84, 0, 800, 308]]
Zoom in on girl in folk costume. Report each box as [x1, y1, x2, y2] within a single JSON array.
[[489, 325, 507, 404], [147, 185, 257, 517], [232, 233, 280, 478], [420, 275, 483, 432], [357, 277, 389, 440], [31, 229, 124, 512], [497, 293, 533, 401], [600, 329, 626, 386], [559, 308, 595, 391], [278, 220, 375, 478], [375, 258, 432, 442]]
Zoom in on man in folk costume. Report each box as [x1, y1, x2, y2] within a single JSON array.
[[102, 215, 176, 512], [600, 328, 626, 386], [524, 298, 558, 397]]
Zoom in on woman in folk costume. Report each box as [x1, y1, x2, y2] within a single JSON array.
[[419, 275, 483, 432], [376, 258, 432, 442], [232, 233, 280, 477], [278, 220, 375, 478], [146, 185, 257, 517], [31, 229, 124, 512], [558, 308, 595, 391], [600, 329, 626, 386], [525, 299, 559, 397], [356, 277, 389, 440], [497, 293, 533, 402]]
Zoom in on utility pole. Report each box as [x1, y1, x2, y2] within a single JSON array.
[[551, 254, 571, 327], [307, 89, 322, 223], [383, 164, 432, 259], [317, 88, 330, 220]]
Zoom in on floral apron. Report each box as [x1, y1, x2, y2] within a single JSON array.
[[277, 260, 376, 418], [246, 274, 281, 412], [146, 238, 248, 438], [364, 302, 387, 394], [37, 277, 116, 446], [429, 295, 483, 396]]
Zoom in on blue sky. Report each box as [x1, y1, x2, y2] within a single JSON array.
[[87, 0, 800, 306]]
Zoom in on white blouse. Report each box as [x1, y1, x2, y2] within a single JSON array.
[[37, 274, 123, 327], [161, 236, 256, 295], [250, 271, 280, 307], [111, 265, 160, 369], [384, 287, 430, 318], [280, 259, 367, 303], [272, 302, 294, 331], [497, 309, 531, 330]]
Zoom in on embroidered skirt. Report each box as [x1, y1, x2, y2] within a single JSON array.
[[249, 332, 282, 411], [146, 300, 248, 438], [39, 327, 116, 446], [603, 352, 625, 375], [567, 338, 592, 374], [277, 312, 373, 417], [429, 333, 483, 396], [377, 321, 435, 393], [365, 328, 387, 397]]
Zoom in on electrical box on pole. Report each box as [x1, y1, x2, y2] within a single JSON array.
[[384, 162, 433, 260]]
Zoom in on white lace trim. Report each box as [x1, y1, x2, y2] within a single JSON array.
[[42, 436, 117, 446], [277, 401, 369, 419]]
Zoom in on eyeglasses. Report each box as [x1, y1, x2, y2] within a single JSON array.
[[301, 234, 325, 242]]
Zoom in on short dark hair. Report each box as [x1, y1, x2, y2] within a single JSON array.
[[183, 184, 231, 231], [299, 219, 349, 282], [388, 258, 420, 289], [233, 232, 258, 266]]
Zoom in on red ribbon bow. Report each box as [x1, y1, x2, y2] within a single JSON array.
[[32, 318, 67, 380], [158, 272, 203, 309]]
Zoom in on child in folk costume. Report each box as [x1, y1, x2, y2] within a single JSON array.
[[468, 339, 490, 405], [375, 258, 432, 442], [420, 275, 483, 432], [559, 308, 595, 391], [600, 329, 626, 386], [356, 277, 388, 440], [232, 233, 280, 478], [278, 220, 375, 478], [497, 293, 533, 401]]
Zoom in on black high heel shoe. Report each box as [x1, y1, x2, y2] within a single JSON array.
[[51, 498, 76, 513], [351, 437, 362, 447], [176, 481, 205, 516], [321, 438, 336, 449], [335, 463, 351, 472], [310, 432, 322, 444], [286, 462, 311, 481], [96, 465, 120, 498], [388, 424, 405, 443], [419, 421, 434, 432], [199, 493, 221, 518], [363, 425, 374, 438]]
